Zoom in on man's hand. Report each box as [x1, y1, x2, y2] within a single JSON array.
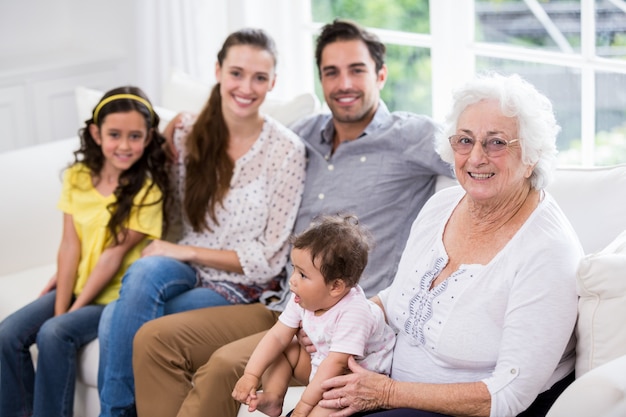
[[161, 112, 187, 161]]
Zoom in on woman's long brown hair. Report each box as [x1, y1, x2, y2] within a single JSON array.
[[183, 28, 277, 232]]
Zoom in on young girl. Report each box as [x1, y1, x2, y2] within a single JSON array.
[[232, 214, 396, 417], [98, 28, 306, 417], [0, 86, 168, 417]]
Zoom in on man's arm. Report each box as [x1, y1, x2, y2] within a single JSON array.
[[161, 112, 189, 161]]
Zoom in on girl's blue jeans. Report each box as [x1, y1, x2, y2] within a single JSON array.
[[0, 290, 104, 417], [97, 256, 230, 417]]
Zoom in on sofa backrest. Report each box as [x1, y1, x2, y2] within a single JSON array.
[[1, 138, 625, 276], [0, 137, 76, 275], [160, 70, 321, 127], [437, 165, 626, 254], [547, 165, 626, 254]]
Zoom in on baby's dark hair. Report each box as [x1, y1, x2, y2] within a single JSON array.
[[74, 85, 169, 245], [291, 214, 372, 287]]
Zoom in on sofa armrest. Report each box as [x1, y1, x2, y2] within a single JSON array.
[[0, 265, 56, 322], [546, 355, 626, 417], [0, 138, 77, 276]]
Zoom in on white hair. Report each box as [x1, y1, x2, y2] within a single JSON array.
[[436, 72, 560, 190]]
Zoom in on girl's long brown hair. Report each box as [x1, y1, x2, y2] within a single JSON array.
[[183, 28, 277, 232], [76, 86, 169, 244]]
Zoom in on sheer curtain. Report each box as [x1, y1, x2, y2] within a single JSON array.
[[133, 0, 315, 105]]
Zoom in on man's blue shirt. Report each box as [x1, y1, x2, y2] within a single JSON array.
[[262, 101, 454, 310]]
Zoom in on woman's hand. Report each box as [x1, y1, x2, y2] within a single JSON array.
[[141, 239, 192, 262], [296, 324, 317, 354], [319, 356, 394, 417], [143, 241, 242, 273]]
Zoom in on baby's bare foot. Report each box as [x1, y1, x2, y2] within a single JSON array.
[[249, 391, 284, 417]]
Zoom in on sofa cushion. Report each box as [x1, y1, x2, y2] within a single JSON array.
[[77, 339, 100, 386], [161, 70, 320, 127], [546, 165, 626, 254], [78, 74, 319, 133], [161, 70, 211, 114], [0, 265, 55, 323], [575, 230, 626, 377], [546, 354, 626, 417], [0, 139, 76, 276]]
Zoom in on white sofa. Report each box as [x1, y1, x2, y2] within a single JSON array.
[[0, 80, 319, 417], [1, 81, 626, 417]]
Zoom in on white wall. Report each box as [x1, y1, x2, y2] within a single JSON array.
[[0, 0, 134, 79], [0, 0, 74, 57], [0, 0, 136, 149], [223, 0, 315, 101], [0, 0, 315, 151], [133, 0, 315, 104]]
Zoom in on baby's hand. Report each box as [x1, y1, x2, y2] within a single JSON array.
[[232, 373, 260, 404]]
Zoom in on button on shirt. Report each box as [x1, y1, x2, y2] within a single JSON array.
[[263, 101, 454, 310]]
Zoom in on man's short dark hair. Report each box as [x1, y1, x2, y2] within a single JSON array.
[[315, 19, 386, 76]]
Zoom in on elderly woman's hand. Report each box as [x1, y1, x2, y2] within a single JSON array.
[[296, 324, 317, 354], [319, 356, 394, 417]]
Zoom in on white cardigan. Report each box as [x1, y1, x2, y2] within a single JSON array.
[[379, 186, 583, 417]]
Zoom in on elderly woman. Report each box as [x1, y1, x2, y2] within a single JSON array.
[[316, 73, 583, 417]]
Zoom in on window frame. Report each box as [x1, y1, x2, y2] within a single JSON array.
[[308, 0, 626, 166]]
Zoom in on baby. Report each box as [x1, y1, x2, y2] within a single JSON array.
[[232, 214, 396, 417]]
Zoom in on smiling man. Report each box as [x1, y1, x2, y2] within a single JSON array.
[[287, 19, 453, 299], [317, 37, 385, 140], [131, 19, 454, 417]]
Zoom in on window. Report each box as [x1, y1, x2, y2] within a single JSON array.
[[312, 0, 433, 117], [310, 0, 626, 166]]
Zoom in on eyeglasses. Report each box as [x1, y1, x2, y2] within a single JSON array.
[[449, 134, 519, 156]]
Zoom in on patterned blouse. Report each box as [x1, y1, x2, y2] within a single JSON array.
[[171, 113, 306, 303]]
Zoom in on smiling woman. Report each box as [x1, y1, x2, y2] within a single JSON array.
[[317, 73, 582, 417], [96, 28, 307, 417]]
